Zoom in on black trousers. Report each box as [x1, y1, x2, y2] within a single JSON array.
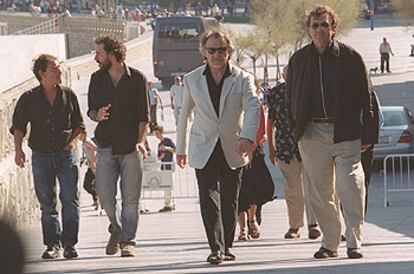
[[380, 53, 390, 72], [361, 145, 374, 214], [195, 142, 242, 253]]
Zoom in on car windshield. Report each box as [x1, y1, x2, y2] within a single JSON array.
[[382, 110, 406, 126]]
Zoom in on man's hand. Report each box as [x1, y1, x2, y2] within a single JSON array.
[[15, 149, 26, 167], [97, 104, 111, 122], [235, 138, 253, 156], [137, 143, 148, 159], [177, 154, 187, 169], [361, 144, 372, 153]]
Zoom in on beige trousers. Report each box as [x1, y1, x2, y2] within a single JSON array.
[[298, 122, 365, 251], [278, 156, 317, 229]]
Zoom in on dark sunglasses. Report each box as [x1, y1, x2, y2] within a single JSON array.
[[205, 47, 227, 54], [310, 22, 330, 29]]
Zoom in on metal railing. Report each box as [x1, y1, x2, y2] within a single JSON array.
[[383, 153, 414, 207], [141, 161, 198, 200], [12, 15, 60, 35]]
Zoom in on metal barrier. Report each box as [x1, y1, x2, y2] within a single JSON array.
[[141, 161, 198, 200], [383, 153, 414, 207]]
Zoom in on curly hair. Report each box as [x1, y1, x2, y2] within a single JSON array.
[[94, 34, 126, 62], [306, 5, 340, 30]]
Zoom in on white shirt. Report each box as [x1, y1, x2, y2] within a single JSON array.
[[148, 88, 159, 106], [170, 84, 184, 108], [380, 42, 393, 54]]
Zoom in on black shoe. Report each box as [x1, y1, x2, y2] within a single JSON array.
[[387, 70, 391, 73], [308, 224, 321, 240], [341, 234, 347, 242], [224, 248, 236, 261], [41, 245, 60, 259], [158, 206, 174, 213], [63, 246, 78, 259], [313, 247, 338, 259], [347, 248, 363, 259], [206, 250, 223, 264]]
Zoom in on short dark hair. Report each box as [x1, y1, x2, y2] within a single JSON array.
[[32, 54, 57, 81], [153, 125, 164, 133], [306, 5, 339, 30], [94, 34, 126, 62]]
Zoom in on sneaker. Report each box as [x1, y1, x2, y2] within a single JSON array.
[[92, 200, 100, 211], [105, 234, 121, 255], [139, 209, 150, 214], [120, 243, 136, 257], [284, 228, 300, 239], [308, 224, 321, 240], [41, 246, 60, 259], [158, 206, 174, 213], [63, 246, 78, 259]]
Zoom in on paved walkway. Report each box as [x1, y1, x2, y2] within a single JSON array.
[[21, 16, 414, 273]]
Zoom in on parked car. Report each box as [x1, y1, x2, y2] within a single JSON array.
[[374, 106, 414, 160]]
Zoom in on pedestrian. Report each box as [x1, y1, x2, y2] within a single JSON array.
[[148, 81, 163, 133], [379, 37, 394, 73], [176, 30, 261, 264], [79, 132, 100, 210], [87, 34, 150, 257], [153, 125, 176, 212], [11, 54, 85, 259], [286, 5, 379, 259], [170, 76, 184, 126], [267, 65, 321, 240], [237, 79, 275, 241]]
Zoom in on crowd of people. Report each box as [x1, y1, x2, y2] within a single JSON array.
[[10, 4, 380, 266]]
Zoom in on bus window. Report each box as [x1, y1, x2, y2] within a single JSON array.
[[158, 23, 202, 42]]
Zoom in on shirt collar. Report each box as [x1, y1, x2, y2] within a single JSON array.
[[310, 40, 340, 57], [202, 63, 232, 78]]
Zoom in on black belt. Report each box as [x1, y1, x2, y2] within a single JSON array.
[[310, 117, 334, 123]]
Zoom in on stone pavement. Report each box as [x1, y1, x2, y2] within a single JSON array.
[[20, 15, 414, 273]]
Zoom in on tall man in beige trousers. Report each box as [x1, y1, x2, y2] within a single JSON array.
[[286, 5, 379, 259]]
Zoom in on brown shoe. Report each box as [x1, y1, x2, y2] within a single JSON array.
[[105, 234, 121, 255], [284, 228, 300, 239], [308, 224, 321, 240], [120, 243, 136, 257]]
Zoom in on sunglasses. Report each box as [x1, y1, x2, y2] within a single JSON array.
[[310, 22, 330, 29], [205, 47, 227, 54]]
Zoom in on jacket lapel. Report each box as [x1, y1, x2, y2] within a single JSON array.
[[219, 65, 236, 118]]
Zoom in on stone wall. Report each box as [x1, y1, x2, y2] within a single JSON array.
[[0, 32, 152, 228]]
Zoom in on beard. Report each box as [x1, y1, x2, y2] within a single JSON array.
[[98, 59, 112, 70]]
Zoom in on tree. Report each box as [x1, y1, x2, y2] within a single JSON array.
[[391, 0, 414, 24]]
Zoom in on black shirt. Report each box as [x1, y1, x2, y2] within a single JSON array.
[[311, 42, 336, 119], [157, 137, 175, 170], [87, 65, 150, 155], [10, 85, 85, 153], [203, 64, 231, 117]]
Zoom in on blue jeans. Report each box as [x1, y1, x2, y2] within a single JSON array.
[[96, 147, 143, 244], [32, 149, 79, 249]]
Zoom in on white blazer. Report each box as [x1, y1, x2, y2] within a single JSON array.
[[176, 63, 260, 169]]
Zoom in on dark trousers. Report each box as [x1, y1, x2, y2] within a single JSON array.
[[149, 104, 157, 131], [195, 142, 242, 253], [380, 52, 390, 72], [361, 145, 374, 215]]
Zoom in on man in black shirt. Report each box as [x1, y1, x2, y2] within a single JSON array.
[[87, 34, 150, 257], [11, 54, 85, 259]]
